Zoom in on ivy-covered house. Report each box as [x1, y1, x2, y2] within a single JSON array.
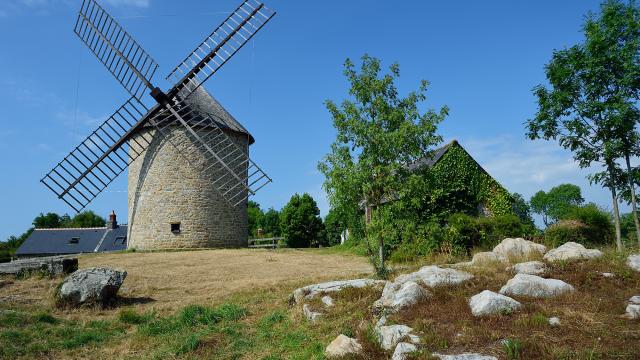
[[364, 140, 514, 224]]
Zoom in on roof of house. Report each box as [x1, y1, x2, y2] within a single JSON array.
[[142, 85, 255, 145], [15, 226, 128, 256], [406, 140, 459, 171]]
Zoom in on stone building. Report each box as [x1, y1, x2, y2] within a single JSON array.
[[127, 87, 253, 250]]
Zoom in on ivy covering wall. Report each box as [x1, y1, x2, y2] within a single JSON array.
[[395, 140, 515, 223]]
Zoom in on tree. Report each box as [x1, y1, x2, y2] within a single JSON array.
[[247, 200, 264, 236], [261, 208, 281, 237], [530, 191, 551, 227], [526, 1, 640, 251], [280, 193, 324, 248], [70, 211, 106, 228], [33, 212, 63, 228], [511, 192, 535, 227], [324, 207, 347, 246], [529, 184, 584, 227], [319, 55, 447, 275]]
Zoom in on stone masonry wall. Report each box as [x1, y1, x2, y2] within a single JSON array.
[[127, 126, 249, 250]]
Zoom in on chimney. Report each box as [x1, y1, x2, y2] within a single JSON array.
[[107, 210, 118, 229]]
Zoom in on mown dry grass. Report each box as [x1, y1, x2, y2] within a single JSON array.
[[1, 247, 639, 359]]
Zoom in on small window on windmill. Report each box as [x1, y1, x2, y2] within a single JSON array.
[[69, 237, 79, 244], [171, 223, 181, 234]]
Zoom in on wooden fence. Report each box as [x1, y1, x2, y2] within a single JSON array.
[[248, 237, 284, 249]]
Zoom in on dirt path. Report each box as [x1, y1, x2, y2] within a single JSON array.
[[73, 249, 371, 312]]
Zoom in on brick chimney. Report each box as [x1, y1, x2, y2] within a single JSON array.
[[106, 210, 118, 229]]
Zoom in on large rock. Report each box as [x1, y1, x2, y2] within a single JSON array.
[[628, 254, 640, 272], [492, 238, 546, 260], [469, 290, 521, 316], [377, 324, 420, 350], [376, 281, 430, 311], [392, 342, 418, 360], [325, 334, 362, 357], [291, 279, 386, 304], [625, 295, 640, 320], [56, 267, 126, 307], [543, 242, 603, 262], [321, 295, 334, 307], [499, 274, 574, 298], [508, 261, 546, 275], [433, 353, 498, 360], [375, 266, 471, 311], [470, 252, 508, 266], [394, 266, 474, 288]]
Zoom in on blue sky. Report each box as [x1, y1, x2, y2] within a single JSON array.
[[0, 0, 629, 240]]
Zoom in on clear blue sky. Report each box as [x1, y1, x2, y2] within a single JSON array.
[[0, 0, 629, 240]]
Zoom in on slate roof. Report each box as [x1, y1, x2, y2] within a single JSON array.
[[406, 140, 458, 171], [142, 85, 255, 145], [15, 226, 128, 257]]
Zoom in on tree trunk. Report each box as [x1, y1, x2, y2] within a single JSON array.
[[610, 186, 623, 252], [624, 153, 640, 246]]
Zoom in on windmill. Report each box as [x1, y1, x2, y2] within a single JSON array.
[[41, 0, 275, 249]]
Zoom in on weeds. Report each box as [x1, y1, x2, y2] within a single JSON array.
[[503, 338, 522, 360]]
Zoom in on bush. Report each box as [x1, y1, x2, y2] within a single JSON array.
[[477, 214, 533, 249], [545, 204, 613, 247]]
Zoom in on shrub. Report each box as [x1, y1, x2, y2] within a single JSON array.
[[477, 214, 532, 249], [545, 204, 613, 246]]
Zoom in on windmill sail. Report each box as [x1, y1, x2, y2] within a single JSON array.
[[41, 98, 152, 212], [74, 0, 158, 100], [148, 97, 271, 206], [166, 0, 275, 99]]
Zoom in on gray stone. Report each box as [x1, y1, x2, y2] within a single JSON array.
[[56, 267, 127, 307], [376, 281, 430, 312], [377, 324, 419, 350], [303, 304, 322, 322], [548, 317, 561, 326], [325, 334, 362, 357], [493, 238, 546, 260], [626, 304, 640, 319], [628, 254, 640, 272], [393, 266, 474, 288], [543, 242, 603, 262], [629, 296, 640, 305], [321, 295, 334, 307], [433, 353, 498, 360], [508, 261, 546, 275], [291, 279, 386, 304], [470, 252, 508, 266], [499, 274, 575, 298], [600, 272, 615, 278], [392, 342, 418, 360], [469, 290, 521, 316]]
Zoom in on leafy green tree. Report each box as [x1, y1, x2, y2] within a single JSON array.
[[511, 192, 535, 227], [280, 193, 324, 248], [526, 0, 640, 251], [530, 184, 584, 227], [324, 207, 347, 246], [69, 211, 106, 228], [33, 212, 63, 228], [261, 208, 281, 237], [530, 191, 551, 227], [247, 201, 264, 237], [319, 55, 447, 276]]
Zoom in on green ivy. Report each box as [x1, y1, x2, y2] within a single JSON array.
[[415, 141, 514, 220]]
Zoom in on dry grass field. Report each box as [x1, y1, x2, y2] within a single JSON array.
[[1, 247, 640, 359]]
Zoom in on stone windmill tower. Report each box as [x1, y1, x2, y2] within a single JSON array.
[[40, 0, 275, 249]]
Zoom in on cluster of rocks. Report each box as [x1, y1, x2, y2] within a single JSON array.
[[0, 256, 78, 276], [295, 239, 640, 359]]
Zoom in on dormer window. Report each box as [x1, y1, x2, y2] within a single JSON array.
[[69, 237, 79, 244], [115, 236, 126, 245]]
